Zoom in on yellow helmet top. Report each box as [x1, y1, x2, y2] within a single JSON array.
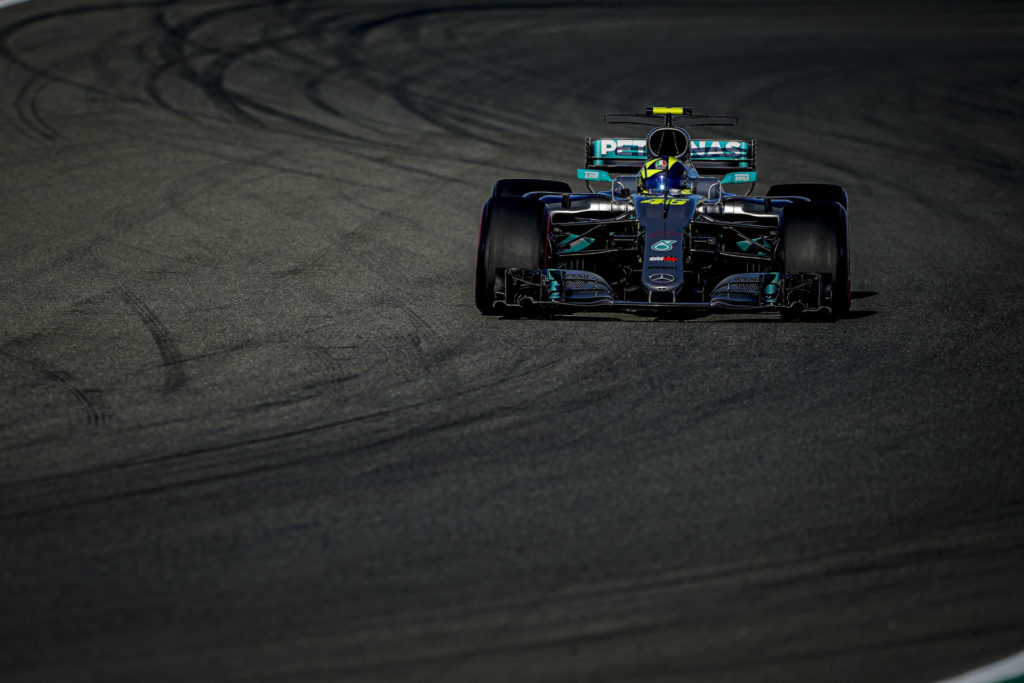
[[639, 156, 681, 181], [638, 157, 689, 194]]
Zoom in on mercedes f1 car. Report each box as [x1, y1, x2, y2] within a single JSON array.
[[474, 107, 850, 319]]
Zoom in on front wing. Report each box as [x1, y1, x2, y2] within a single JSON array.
[[496, 268, 832, 314]]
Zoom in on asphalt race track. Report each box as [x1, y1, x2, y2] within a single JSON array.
[[1, 1, 1022, 681]]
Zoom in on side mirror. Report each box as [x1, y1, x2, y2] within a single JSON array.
[[691, 177, 723, 204], [612, 176, 637, 200], [706, 181, 722, 204]]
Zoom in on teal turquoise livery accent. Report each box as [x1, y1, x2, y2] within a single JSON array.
[[721, 171, 757, 184], [736, 236, 768, 252], [577, 168, 615, 182], [690, 140, 750, 161], [546, 269, 562, 300], [763, 272, 781, 304], [557, 234, 595, 254], [591, 139, 752, 162], [736, 236, 770, 257], [591, 139, 646, 160]]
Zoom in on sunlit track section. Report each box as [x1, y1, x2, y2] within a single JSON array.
[[936, 650, 1024, 683]]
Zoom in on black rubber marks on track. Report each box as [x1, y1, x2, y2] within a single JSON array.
[[0, 349, 110, 427], [0, 284, 185, 430], [117, 284, 187, 393]]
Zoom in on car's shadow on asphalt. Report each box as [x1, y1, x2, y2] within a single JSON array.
[[508, 317, 623, 323], [499, 291, 880, 323], [694, 310, 878, 324]]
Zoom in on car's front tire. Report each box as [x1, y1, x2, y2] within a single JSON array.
[[775, 200, 850, 317], [475, 196, 548, 314]]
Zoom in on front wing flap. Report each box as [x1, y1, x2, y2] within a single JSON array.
[[497, 269, 830, 314]]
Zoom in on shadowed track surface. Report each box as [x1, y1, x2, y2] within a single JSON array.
[[1, 1, 1022, 681]]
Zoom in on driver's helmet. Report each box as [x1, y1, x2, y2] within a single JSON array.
[[638, 156, 688, 194]]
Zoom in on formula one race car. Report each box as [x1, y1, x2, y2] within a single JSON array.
[[474, 107, 850, 319]]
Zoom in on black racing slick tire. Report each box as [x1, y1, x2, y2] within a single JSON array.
[[767, 183, 848, 211], [475, 196, 548, 314], [492, 178, 572, 198], [776, 200, 851, 317]]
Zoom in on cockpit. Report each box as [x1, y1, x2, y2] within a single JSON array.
[[640, 126, 721, 200]]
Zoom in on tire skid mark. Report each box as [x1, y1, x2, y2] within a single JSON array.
[[116, 284, 187, 392], [30, 233, 112, 281], [147, 4, 365, 137], [152, 2, 524, 144], [0, 0, 574, 146], [0, 0, 479, 170], [0, 0, 173, 139], [143, 55, 193, 121], [1, 402, 513, 521], [2, 354, 561, 519], [402, 304, 439, 353], [149, 4, 259, 124], [299, 343, 358, 394], [341, 3, 613, 143], [289, 21, 432, 142], [89, 28, 133, 87], [14, 73, 57, 139], [0, 349, 109, 426]]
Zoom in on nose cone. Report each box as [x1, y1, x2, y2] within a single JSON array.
[[635, 196, 695, 296], [645, 269, 680, 290]]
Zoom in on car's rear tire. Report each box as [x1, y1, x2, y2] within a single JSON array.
[[475, 196, 548, 314], [768, 183, 848, 211], [492, 178, 572, 198], [775, 200, 850, 317]]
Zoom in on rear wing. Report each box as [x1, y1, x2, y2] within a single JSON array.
[[583, 137, 757, 184]]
